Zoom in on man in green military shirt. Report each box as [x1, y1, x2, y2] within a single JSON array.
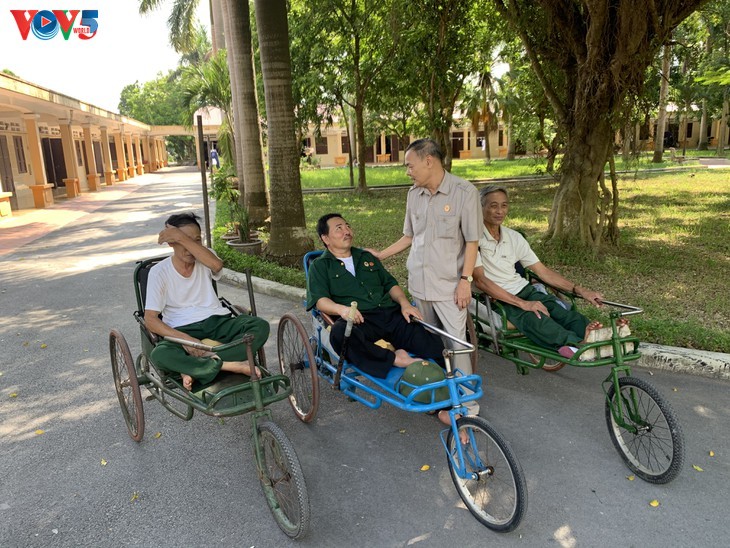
[[307, 213, 445, 378]]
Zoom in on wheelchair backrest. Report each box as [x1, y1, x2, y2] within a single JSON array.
[[133, 255, 219, 315], [303, 250, 323, 279]]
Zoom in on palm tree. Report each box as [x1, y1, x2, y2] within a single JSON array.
[[254, 0, 313, 263], [139, 0, 201, 53], [222, 0, 268, 226]]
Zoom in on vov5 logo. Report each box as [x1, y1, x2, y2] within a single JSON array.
[[11, 10, 98, 40]]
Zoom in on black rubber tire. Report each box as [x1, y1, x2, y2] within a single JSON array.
[[446, 416, 527, 532], [605, 376, 684, 484], [257, 421, 310, 539], [276, 313, 319, 422], [109, 329, 145, 442]]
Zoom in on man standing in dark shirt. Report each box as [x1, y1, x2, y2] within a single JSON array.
[[307, 213, 444, 378]]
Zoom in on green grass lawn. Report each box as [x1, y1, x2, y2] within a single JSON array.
[[218, 164, 730, 353], [299, 153, 713, 189]]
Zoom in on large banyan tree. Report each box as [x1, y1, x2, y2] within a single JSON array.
[[493, 0, 709, 250]]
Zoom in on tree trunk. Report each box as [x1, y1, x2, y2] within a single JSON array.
[[254, 0, 313, 263], [506, 114, 515, 161], [698, 99, 708, 150], [653, 43, 672, 163], [546, 116, 613, 248], [717, 91, 729, 156], [355, 102, 368, 191], [227, 0, 269, 226], [220, 1, 243, 188], [210, 0, 225, 53]]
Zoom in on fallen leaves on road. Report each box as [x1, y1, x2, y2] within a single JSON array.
[[692, 464, 704, 472], [626, 475, 635, 481], [154, 432, 162, 439], [40, 343, 47, 349], [101, 459, 108, 466], [130, 492, 140, 503], [420, 465, 430, 471], [9, 393, 17, 398], [709, 450, 715, 457], [35, 429, 44, 435], [649, 499, 660, 507]]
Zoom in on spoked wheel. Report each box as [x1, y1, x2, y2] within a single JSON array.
[[276, 313, 319, 422], [605, 376, 684, 484], [465, 314, 479, 375], [256, 421, 310, 540], [446, 416, 527, 532], [109, 329, 145, 442], [526, 352, 566, 372]]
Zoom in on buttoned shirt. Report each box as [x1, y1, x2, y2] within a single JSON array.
[[306, 247, 399, 311], [403, 171, 482, 301], [475, 225, 540, 295]]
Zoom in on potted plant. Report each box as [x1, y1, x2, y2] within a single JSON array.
[[227, 200, 263, 255], [211, 166, 262, 254]]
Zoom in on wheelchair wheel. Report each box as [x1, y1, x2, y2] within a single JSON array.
[[256, 420, 310, 539], [526, 352, 566, 372], [447, 416, 527, 532], [276, 313, 319, 422], [605, 376, 684, 484], [109, 330, 145, 442]]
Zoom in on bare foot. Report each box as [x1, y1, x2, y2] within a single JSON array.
[[181, 374, 193, 390], [393, 349, 426, 368], [221, 360, 261, 379], [582, 320, 603, 342]]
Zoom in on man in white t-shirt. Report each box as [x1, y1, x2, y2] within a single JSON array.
[[472, 186, 612, 358], [144, 212, 269, 389]]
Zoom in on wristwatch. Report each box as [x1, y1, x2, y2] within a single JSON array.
[[460, 274, 473, 282]]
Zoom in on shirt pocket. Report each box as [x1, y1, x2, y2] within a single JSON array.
[[435, 213, 459, 239]]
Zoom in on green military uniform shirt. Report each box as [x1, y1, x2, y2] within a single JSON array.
[[306, 247, 399, 311]]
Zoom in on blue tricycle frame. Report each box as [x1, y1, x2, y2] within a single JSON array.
[[274, 251, 528, 532]]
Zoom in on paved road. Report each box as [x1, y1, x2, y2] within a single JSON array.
[[1, 168, 728, 547]]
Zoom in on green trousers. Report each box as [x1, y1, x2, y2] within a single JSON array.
[[502, 285, 590, 350], [150, 314, 270, 385]]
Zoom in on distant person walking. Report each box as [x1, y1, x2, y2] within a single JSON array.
[[210, 147, 220, 170]]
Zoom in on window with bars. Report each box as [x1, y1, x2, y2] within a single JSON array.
[[315, 136, 328, 154], [13, 136, 27, 173], [75, 141, 83, 166]]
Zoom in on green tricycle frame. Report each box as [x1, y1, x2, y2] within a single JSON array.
[[469, 272, 685, 484], [108, 256, 310, 539]]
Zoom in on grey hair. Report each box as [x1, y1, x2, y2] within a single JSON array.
[[479, 185, 508, 206]]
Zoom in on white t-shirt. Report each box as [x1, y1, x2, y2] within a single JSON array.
[[341, 256, 356, 276], [145, 255, 229, 328], [475, 225, 540, 295]]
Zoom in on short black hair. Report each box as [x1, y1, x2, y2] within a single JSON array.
[[316, 213, 345, 245], [405, 138, 444, 162], [165, 212, 201, 230]]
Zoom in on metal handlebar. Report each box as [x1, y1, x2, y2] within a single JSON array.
[[599, 300, 644, 316], [410, 317, 474, 351]]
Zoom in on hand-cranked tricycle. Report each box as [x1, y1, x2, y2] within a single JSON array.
[[273, 251, 527, 532], [108, 256, 310, 539], [468, 270, 685, 484]]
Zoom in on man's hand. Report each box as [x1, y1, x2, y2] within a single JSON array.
[[400, 302, 422, 323], [454, 279, 472, 310], [182, 337, 207, 357], [158, 225, 189, 246], [363, 247, 381, 260], [576, 286, 604, 307], [339, 304, 364, 324], [520, 299, 549, 319]]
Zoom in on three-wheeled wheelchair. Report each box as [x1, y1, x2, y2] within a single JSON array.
[[108, 256, 310, 539], [468, 270, 685, 484], [274, 251, 527, 532]]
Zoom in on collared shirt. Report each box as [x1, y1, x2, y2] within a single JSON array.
[[475, 225, 540, 295], [403, 171, 482, 301], [306, 247, 400, 311]]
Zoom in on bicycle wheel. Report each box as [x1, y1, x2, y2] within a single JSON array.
[[276, 313, 319, 422], [605, 376, 684, 484], [109, 329, 145, 442], [256, 421, 310, 540], [446, 416, 527, 532]]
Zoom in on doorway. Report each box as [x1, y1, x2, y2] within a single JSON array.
[[0, 135, 18, 210]]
